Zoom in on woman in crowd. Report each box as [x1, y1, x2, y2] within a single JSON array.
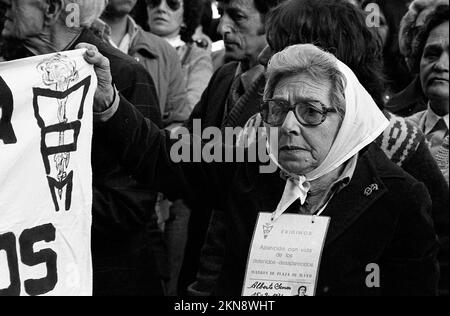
[[408, 6, 449, 184], [387, 0, 448, 116], [362, 0, 412, 102], [406, 12, 449, 295], [146, 0, 213, 110], [86, 42, 440, 295]]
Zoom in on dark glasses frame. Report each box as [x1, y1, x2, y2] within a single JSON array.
[[260, 99, 337, 127], [146, 0, 182, 11]]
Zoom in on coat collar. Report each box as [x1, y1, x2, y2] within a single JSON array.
[[129, 26, 160, 59], [321, 145, 388, 246]]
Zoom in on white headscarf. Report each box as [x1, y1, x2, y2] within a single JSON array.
[[238, 45, 390, 221]]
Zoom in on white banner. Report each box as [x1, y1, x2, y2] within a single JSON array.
[[0, 50, 96, 296]]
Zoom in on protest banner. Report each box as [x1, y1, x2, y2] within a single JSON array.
[[0, 50, 96, 296]]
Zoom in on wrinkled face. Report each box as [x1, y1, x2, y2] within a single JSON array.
[[0, 0, 46, 40], [105, 0, 138, 16], [267, 73, 342, 175], [217, 0, 267, 65], [420, 21, 449, 113], [147, 0, 184, 38]]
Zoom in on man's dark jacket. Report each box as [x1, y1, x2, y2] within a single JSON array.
[[74, 30, 166, 296], [101, 98, 440, 296]]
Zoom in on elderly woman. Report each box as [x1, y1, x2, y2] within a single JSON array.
[[86, 42, 439, 295], [387, 0, 449, 116], [1, 0, 166, 295], [408, 6, 449, 183]]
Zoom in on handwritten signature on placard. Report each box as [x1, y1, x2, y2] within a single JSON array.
[[247, 281, 292, 296]]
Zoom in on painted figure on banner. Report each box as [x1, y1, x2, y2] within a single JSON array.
[[33, 53, 91, 212]]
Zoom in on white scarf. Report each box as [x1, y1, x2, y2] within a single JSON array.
[[237, 57, 390, 222]]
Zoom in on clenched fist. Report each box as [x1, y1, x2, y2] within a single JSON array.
[[76, 43, 115, 113]]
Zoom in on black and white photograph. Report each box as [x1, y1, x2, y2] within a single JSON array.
[[0, 0, 448, 304]]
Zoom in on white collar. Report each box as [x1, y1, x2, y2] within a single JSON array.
[[165, 35, 185, 49]]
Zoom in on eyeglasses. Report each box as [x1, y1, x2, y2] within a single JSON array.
[[146, 0, 182, 11], [260, 99, 337, 127]]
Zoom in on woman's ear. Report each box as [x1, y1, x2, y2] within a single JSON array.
[[44, 0, 64, 26]]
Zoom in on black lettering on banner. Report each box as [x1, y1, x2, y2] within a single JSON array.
[[0, 232, 21, 296], [19, 223, 58, 296], [32, 76, 91, 212], [0, 76, 17, 144], [47, 171, 74, 213], [0, 223, 58, 296]]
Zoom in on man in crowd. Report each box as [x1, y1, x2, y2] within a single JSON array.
[[94, 0, 188, 128], [187, 0, 283, 130], [0, 0, 166, 295]]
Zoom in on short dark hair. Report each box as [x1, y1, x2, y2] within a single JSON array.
[[266, 0, 386, 109], [411, 4, 449, 73], [218, 0, 286, 21]]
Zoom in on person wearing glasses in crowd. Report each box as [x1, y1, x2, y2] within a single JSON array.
[[146, 0, 213, 111], [83, 41, 439, 295], [93, 0, 188, 129]]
